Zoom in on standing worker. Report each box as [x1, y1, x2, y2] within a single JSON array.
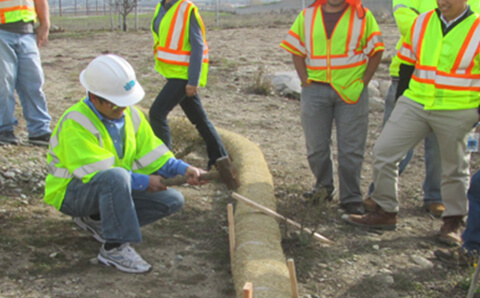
[[44, 54, 207, 273], [0, 0, 52, 146], [150, 0, 228, 170], [280, 0, 384, 214], [345, 0, 480, 246]]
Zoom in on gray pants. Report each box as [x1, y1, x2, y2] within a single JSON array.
[[301, 83, 369, 204], [371, 96, 477, 216]]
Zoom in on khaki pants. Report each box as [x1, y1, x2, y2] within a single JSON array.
[[371, 96, 477, 217]]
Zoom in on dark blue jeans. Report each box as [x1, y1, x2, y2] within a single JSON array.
[[149, 79, 227, 169], [462, 170, 480, 253]]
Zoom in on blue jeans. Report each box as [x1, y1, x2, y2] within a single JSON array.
[[301, 83, 369, 204], [149, 79, 227, 169], [0, 30, 51, 137], [59, 168, 185, 244], [462, 170, 480, 253], [368, 79, 442, 205]]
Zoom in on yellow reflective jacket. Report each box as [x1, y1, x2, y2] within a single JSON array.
[[44, 99, 174, 210], [280, 4, 384, 103], [397, 10, 480, 110], [0, 0, 36, 24], [151, 0, 208, 86]]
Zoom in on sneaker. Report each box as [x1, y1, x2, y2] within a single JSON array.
[[0, 131, 19, 145], [73, 217, 106, 243], [98, 243, 152, 273], [28, 133, 50, 147], [340, 202, 365, 215], [434, 247, 477, 267], [438, 216, 463, 246], [424, 202, 445, 217], [303, 188, 337, 204], [342, 208, 397, 230]]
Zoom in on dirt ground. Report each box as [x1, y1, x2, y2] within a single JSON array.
[[1, 18, 480, 298]]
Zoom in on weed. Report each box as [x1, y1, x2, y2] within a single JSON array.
[[245, 66, 272, 96]]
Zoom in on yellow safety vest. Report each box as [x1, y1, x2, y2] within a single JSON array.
[[389, 0, 480, 77], [151, 0, 208, 86], [0, 0, 36, 24], [397, 10, 480, 110], [280, 4, 384, 103], [44, 99, 174, 210]]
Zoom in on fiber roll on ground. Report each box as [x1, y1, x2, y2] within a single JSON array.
[[217, 128, 291, 298]]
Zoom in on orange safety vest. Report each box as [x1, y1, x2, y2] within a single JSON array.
[[280, 4, 384, 103], [397, 10, 480, 110]]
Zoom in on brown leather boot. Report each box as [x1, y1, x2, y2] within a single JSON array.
[[438, 216, 464, 246], [362, 196, 377, 212], [343, 207, 397, 230]]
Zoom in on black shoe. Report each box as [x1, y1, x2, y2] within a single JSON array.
[[340, 202, 365, 215], [28, 133, 51, 147], [0, 131, 19, 145], [303, 188, 337, 204]]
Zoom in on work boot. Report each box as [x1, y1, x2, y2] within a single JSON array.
[[438, 216, 464, 246], [342, 207, 397, 230], [424, 202, 445, 217], [362, 196, 377, 212], [434, 247, 477, 267], [340, 202, 365, 215]]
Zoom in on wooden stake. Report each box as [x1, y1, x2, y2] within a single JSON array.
[[242, 282, 253, 298], [227, 203, 235, 270], [287, 258, 299, 298], [231, 192, 332, 244]]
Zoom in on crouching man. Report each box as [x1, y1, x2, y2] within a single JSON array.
[[43, 54, 206, 273]]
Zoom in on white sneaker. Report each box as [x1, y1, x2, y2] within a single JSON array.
[[97, 243, 152, 273], [73, 217, 105, 243]]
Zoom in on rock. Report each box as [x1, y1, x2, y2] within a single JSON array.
[[410, 254, 434, 269], [271, 71, 301, 100], [369, 96, 384, 112]]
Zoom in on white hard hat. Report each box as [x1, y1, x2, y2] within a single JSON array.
[[79, 54, 145, 107]]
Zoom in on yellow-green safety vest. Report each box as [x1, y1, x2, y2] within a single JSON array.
[[397, 10, 480, 110], [389, 0, 480, 77], [280, 4, 384, 103], [151, 0, 208, 86], [44, 99, 174, 210], [0, 0, 36, 24]]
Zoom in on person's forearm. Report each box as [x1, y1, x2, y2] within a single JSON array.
[[33, 0, 50, 28], [362, 51, 383, 86], [292, 54, 308, 86]]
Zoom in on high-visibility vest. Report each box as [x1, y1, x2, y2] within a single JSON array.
[[397, 10, 480, 110], [280, 5, 384, 103], [151, 0, 208, 86], [389, 0, 480, 77], [44, 99, 174, 210], [0, 0, 36, 24]]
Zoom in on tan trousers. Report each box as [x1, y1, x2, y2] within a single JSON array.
[[371, 96, 477, 217]]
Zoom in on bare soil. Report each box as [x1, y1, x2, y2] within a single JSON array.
[[1, 20, 480, 298]]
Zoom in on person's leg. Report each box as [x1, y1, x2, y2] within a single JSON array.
[[149, 79, 187, 148], [335, 87, 369, 205], [179, 93, 227, 169], [462, 170, 480, 253], [422, 132, 442, 205], [132, 188, 184, 227], [371, 97, 431, 213], [60, 167, 142, 244], [301, 84, 335, 195], [0, 30, 20, 134], [15, 33, 51, 138]]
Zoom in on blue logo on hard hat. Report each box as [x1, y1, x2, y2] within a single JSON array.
[[124, 80, 135, 91]]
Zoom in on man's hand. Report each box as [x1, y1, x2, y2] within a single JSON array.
[[146, 175, 167, 192], [184, 166, 208, 185], [35, 23, 49, 48], [186, 85, 198, 97]]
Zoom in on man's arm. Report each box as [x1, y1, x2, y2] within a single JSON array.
[[33, 0, 50, 47], [362, 51, 383, 86], [292, 54, 310, 87]]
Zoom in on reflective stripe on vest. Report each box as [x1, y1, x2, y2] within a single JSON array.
[[132, 143, 170, 171], [405, 11, 480, 91], [48, 107, 145, 179], [155, 0, 208, 66], [303, 7, 368, 70], [0, 0, 35, 24]]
